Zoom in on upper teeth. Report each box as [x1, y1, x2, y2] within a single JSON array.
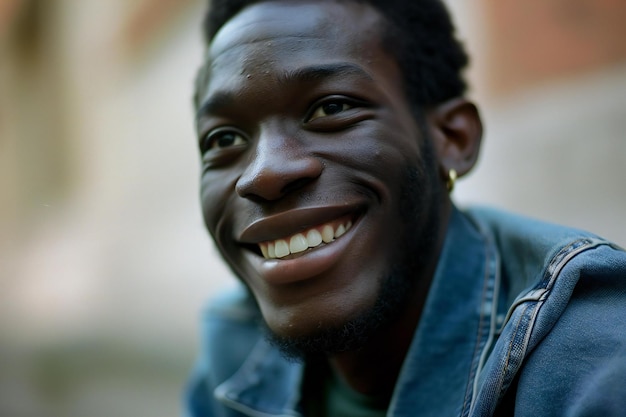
[[259, 219, 353, 259]]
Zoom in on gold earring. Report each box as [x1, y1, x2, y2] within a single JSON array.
[[446, 169, 457, 192]]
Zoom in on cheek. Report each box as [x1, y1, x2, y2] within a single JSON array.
[[332, 116, 421, 164], [319, 123, 424, 197], [200, 172, 255, 283], [200, 170, 240, 236]]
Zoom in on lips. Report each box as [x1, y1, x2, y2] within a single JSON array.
[[237, 202, 363, 260], [237, 204, 363, 283]]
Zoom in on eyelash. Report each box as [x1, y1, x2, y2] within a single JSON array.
[[200, 128, 247, 154], [306, 96, 356, 117], [304, 96, 370, 129], [307, 100, 353, 121]]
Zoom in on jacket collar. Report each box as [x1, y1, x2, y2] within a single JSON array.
[[214, 337, 305, 417], [389, 207, 497, 416]]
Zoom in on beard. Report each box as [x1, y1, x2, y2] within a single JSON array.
[[264, 139, 443, 362]]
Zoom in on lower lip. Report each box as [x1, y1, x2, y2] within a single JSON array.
[[245, 219, 359, 285]]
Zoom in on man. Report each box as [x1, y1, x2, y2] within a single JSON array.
[[187, 0, 626, 415]]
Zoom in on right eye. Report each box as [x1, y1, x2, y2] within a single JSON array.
[[201, 129, 248, 154], [308, 101, 353, 122]]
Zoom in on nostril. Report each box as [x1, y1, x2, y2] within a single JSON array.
[[235, 156, 323, 201], [235, 170, 286, 201]]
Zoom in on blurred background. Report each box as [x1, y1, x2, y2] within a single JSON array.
[[0, 0, 624, 416]]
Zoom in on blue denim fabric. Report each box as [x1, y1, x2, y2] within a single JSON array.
[[185, 207, 626, 417]]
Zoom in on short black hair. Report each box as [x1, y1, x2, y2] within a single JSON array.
[[197, 0, 469, 111]]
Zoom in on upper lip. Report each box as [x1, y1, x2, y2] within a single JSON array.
[[238, 203, 365, 244]]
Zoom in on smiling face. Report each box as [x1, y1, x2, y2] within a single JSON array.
[[196, 0, 448, 355]]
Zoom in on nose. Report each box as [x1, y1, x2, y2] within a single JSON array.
[[235, 129, 323, 202]]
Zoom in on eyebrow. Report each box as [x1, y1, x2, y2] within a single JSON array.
[[280, 62, 373, 84], [196, 62, 373, 119], [196, 92, 235, 119]]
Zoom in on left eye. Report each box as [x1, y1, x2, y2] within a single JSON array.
[[308, 101, 352, 122], [211, 131, 246, 149], [201, 129, 247, 154]]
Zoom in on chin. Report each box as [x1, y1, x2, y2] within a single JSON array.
[[261, 262, 416, 361]]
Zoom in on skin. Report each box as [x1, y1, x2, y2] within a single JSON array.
[[196, 0, 482, 398]]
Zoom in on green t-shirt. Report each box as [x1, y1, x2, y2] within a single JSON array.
[[302, 359, 389, 417]]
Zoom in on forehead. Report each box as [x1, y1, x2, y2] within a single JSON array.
[[209, 0, 384, 54], [200, 1, 392, 99]]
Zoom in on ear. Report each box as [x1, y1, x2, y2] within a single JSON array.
[[426, 98, 483, 182]]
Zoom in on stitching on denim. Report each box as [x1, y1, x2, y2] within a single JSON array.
[[538, 239, 593, 291], [498, 302, 530, 400], [492, 239, 601, 405], [498, 239, 599, 334]]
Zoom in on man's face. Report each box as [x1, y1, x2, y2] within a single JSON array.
[[196, 0, 445, 351]]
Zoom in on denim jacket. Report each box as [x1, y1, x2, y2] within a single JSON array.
[[185, 207, 626, 416]]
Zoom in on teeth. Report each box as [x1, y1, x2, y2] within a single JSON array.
[[321, 225, 334, 243], [274, 239, 290, 258], [259, 218, 353, 259], [306, 229, 322, 247], [289, 234, 308, 254]]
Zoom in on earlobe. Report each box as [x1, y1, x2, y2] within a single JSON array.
[[427, 98, 483, 184]]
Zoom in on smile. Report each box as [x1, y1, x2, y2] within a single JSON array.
[[259, 217, 353, 259], [238, 205, 366, 285]]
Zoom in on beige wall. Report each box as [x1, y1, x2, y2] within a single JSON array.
[[0, 1, 228, 416], [447, 0, 626, 245]]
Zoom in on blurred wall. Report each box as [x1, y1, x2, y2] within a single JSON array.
[[449, 0, 626, 246], [0, 1, 232, 416], [0, 1, 624, 416]]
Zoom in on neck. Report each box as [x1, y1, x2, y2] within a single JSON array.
[[327, 295, 425, 399], [328, 206, 451, 398]]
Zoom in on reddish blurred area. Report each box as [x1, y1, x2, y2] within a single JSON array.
[[483, 0, 626, 95]]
